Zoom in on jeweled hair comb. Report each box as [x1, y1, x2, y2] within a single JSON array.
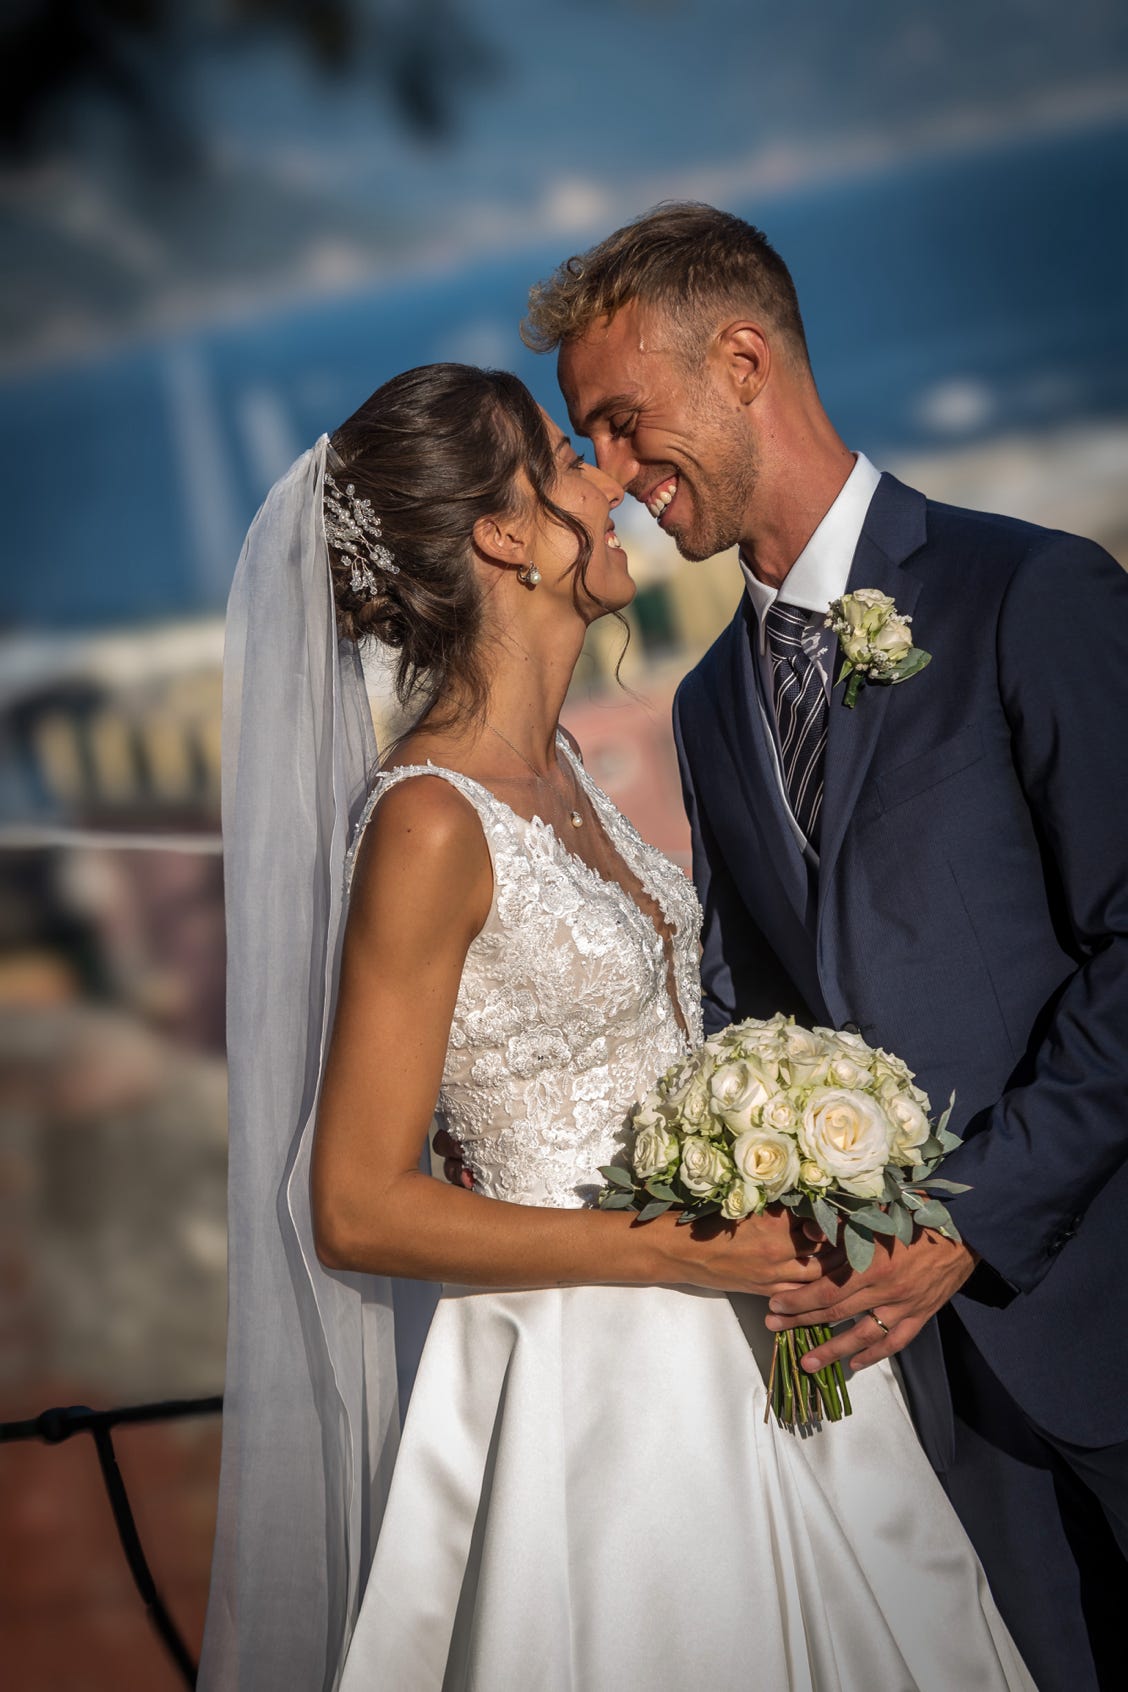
[[323, 470, 400, 598]]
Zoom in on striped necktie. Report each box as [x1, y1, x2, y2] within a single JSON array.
[[764, 602, 828, 848]]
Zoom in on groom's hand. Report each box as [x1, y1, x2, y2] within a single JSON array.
[[432, 1127, 475, 1190], [762, 1230, 979, 1371]]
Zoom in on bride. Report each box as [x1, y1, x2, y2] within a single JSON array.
[[202, 362, 1033, 1691]]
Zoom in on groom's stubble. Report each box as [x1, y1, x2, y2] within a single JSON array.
[[667, 369, 761, 563]]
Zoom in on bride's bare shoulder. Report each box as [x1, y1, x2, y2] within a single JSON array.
[[349, 769, 491, 935]]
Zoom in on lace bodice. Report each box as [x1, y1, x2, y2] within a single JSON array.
[[347, 738, 703, 1208]]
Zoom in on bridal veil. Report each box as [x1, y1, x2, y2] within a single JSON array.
[[199, 437, 431, 1690]]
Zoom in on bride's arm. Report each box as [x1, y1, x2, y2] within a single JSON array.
[[312, 776, 818, 1297]]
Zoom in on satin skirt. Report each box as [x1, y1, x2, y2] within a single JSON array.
[[339, 1283, 1035, 1692]]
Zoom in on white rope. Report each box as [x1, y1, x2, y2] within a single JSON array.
[[0, 825, 222, 855]]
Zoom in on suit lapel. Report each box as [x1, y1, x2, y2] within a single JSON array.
[[817, 476, 928, 922]]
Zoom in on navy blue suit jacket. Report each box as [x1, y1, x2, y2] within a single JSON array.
[[673, 472, 1128, 1462]]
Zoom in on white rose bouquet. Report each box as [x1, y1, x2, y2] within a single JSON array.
[[825, 588, 931, 708], [598, 1014, 967, 1434]]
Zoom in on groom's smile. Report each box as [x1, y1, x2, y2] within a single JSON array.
[[643, 473, 679, 522]]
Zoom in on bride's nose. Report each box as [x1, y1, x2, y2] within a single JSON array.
[[588, 462, 625, 510]]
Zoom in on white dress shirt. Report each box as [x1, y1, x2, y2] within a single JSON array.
[[738, 452, 883, 863]]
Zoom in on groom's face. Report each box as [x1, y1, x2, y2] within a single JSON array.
[[558, 299, 758, 562]]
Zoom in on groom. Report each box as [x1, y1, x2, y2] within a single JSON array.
[[524, 203, 1128, 1689]]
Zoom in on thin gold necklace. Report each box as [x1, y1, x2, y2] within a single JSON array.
[[486, 723, 584, 829]]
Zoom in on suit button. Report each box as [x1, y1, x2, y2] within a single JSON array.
[[842, 1021, 861, 1035]]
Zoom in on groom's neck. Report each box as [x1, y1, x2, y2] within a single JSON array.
[[738, 395, 855, 589]]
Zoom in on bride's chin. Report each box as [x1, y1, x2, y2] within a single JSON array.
[[586, 571, 637, 618]]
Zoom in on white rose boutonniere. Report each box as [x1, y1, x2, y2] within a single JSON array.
[[825, 588, 931, 708]]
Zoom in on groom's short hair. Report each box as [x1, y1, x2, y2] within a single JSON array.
[[522, 202, 809, 368]]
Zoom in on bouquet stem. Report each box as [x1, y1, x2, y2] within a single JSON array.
[[764, 1325, 852, 1434]]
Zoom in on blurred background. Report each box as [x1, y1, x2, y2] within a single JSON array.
[[1, 2, 1125, 1685]]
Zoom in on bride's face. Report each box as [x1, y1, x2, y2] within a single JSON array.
[[532, 409, 635, 620]]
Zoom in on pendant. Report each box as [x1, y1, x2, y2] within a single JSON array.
[[569, 810, 583, 829]]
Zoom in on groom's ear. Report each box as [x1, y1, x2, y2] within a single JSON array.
[[472, 510, 534, 569], [711, 322, 772, 407]]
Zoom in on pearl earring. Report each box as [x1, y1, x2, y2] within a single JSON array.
[[516, 562, 541, 588]]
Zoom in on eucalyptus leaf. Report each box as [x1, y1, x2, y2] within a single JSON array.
[[856, 1207, 902, 1238], [844, 1204, 883, 1229], [844, 1223, 876, 1273], [902, 1188, 925, 1212], [882, 1171, 904, 1204], [837, 658, 854, 687], [600, 1165, 636, 1190], [779, 1191, 802, 1209], [937, 1091, 957, 1134], [644, 1181, 679, 1203], [636, 1199, 674, 1223], [599, 1192, 636, 1211], [813, 1196, 840, 1243], [917, 1177, 971, 1195], [891, 1203, 915, 1246], [676, 1202, 722, 1227], [911, 1199, 955, 1231]]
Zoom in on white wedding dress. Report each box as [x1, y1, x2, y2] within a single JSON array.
[[337, 739, 1033, 1692]]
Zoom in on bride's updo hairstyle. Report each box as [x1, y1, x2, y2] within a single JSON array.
[[327, 363, 593, 720]]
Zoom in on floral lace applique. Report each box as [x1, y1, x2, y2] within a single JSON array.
[[348, 743, 703, 1210]]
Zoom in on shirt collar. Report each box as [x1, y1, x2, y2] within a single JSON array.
[[740, 453, 882, 642]]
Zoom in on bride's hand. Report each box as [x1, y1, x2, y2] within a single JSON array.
[[656, 1204, 824, 1299]]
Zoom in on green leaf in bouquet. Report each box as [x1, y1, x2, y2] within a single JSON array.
[[918, 1136, 946, 1163], [936, 1127, 963, 1153], [937, 1091, 957, 1134], [831, 1190, 872, 1212], [890, 1202, 915, 1246], [844, 1223, 876, 1272], [813, 1195, 840, 1244], [636, 1199, 675, 1223], [882, 1171, 905, 1205], [676, 1201, 722, 1227], [598, 1192, 637, 1211], [600, 1165, 636, 1190], [778, 1191, 803, 1209], [917, 1177, 972, 1195], [836, 658, 854, 687], [848, 1205, 902, 1237], [644, 1181, 679, 1203], [911, 1199, 957, 1232], [901, 1188, 925, 1211]]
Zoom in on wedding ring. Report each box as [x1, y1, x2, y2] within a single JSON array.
[[865, 1309, 891, 1336]]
